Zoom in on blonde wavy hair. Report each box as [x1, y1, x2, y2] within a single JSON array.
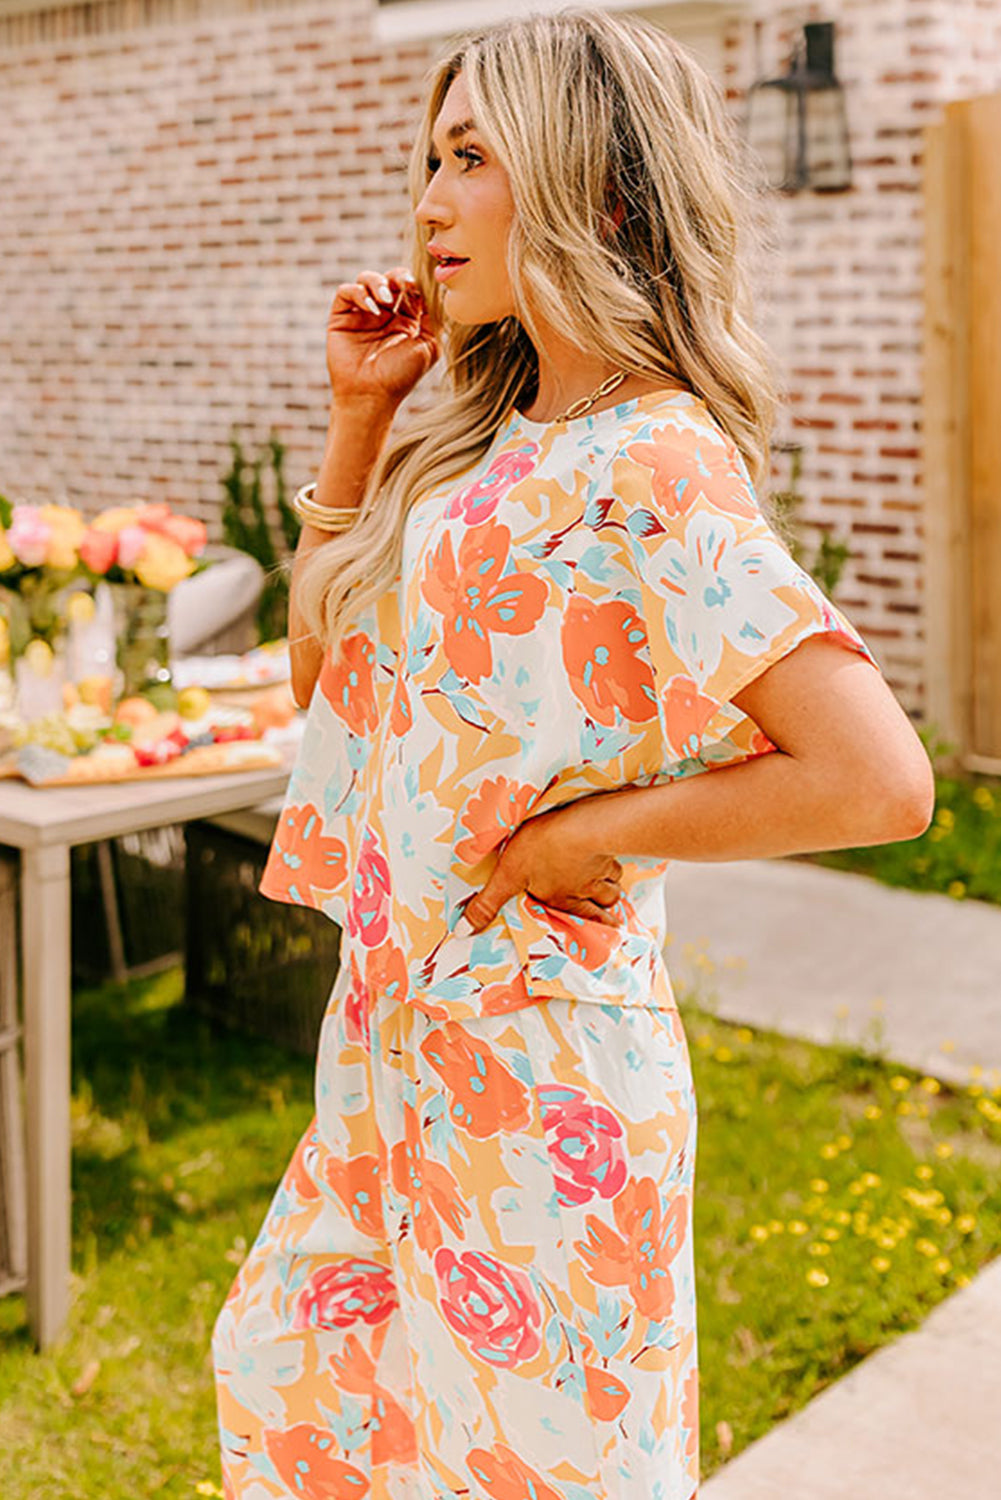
[[298, 6, 780, 651]]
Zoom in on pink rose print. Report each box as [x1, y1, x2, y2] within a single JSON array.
[[536, 1085, 627, 1207], [347, 826, 391, 948], [293, 1258, 397, 1332], [444, 445, 539, 525], [433, 1247, 542, 1368]]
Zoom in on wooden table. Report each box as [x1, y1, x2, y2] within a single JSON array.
[[0, 766, 289, 1349]]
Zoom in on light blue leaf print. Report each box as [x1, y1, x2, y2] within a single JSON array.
[[245, 1450, 283, 1486], [507, 1048, 535, 1086], [448, 693, 489, 731], [544, 1311, 564, 1360], [638, 1420, 659, 1457], [580, 718, 637, 762], [439, 666, 464, 694], [530, 955, 569, 982], [583, 1292, 629, 1359], [626, 508, 668, 539], [515, 664, 531, 687], [557, 1358, 588, 1402], [562, 1485, 599, 1500], [404, 761, 420, 800], [328, 1395, 369, 1453], [577, 544, 617, 583], [582, 492, 617, 530], [541, 558, 574, 591]]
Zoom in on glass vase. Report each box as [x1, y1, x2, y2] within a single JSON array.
[[110, 582, 173, 702], [0, 582, 68, 722]]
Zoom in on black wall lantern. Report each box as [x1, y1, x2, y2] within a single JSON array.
[[747, 21, 852, 193]]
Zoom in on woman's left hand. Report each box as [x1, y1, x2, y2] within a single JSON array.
[[462, 802, 625, 932]]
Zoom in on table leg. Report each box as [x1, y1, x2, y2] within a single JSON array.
[[21, 842, 72, 1350]]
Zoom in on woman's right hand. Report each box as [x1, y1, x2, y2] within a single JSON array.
[[327, 265, 440, 410]]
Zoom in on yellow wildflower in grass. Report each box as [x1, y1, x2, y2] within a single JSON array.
[[916, 1239, 939, 1258], [915, 1103, 930, 1119], [934, 1257, 952, 1276], [976, 1097, 1001, 1124], [849, 1180, 868, 1196], [936, 1208, 953, 1227], [968, 1084, 985, 1099], [749, 1225, 769, 1242], [947, 881, 967, 900], [876, 1233, 897, 1250], [935, 806, 955, 830], [973, 786, 995, 811], [897, 1100, 914, 1116], [890, 1076, 911, 1093], [767, 1219, 785, 1235], [836, 1134, 853, 1151], [820, 1143, 840, 1160], [956, 1274, 972, 1288], [852, 1213, 870, 1234], [806, 1268, 830, 1287], [810, 1178, 829, 1194], [928, 826, 948, 843], [808, 1242, 831, 1257], [736, 1027, 753, 1044], [956, 1214, 977, 1234], [935, 1142, 954, 1159], [195, 1486, 225, 1499], [860, 1172, 882, 1189], [714, 1046, 733, 1063], [821, 1227, 841, 1242], [919, 1077, 941, 1095], [787, 1220, 809, 1236], [695, 1033, 713, 1051], [915, 1164, 934, 1182], [833, 1210, 851, 1226], [871, 1256, 891, 1273], [864, 1104, 883, 1120]]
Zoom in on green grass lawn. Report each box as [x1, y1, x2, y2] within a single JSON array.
[[812, 767, 1001, 905], [1, 969, 999, 1497]]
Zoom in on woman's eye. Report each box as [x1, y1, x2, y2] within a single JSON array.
[[454, 147, 483, 170]]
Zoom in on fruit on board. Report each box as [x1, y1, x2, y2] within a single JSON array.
[[77, 675, 114, 714], [177, 686, 212, 720], [248, 683, 296, 732], [113, 695, 160, 729], [143, 682, 178, 712]]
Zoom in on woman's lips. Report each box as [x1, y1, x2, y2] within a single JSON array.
[[434, 258, 469, 283]]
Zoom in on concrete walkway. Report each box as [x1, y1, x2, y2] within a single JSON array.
[[664, 857, 1001, 1085], [661, 858, 1001, 1496]]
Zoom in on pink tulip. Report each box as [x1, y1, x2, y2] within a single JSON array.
[[116, 524, 149, 572], [8, 507, 51, 568], [138, 507, 207, 557], [79, 526, 118, 575]]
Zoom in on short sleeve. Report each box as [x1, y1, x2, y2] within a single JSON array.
[[609, 419, 881, 769]]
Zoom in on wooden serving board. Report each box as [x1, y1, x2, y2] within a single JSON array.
[[0, 741, 284, 788]]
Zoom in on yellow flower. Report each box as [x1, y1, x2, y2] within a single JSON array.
[[749, 1224, 769, 1242], [787, 1220, 809, 1236], [134, 532, 195, 592], [852, 1213, 870, 1233], [915, 1164, 934, 1182], [808, 1242, 831, 1257], [736, 1027, 753, 1044], [973, 786, 995, 811], [821, 1227, 841, 1242], [956, 1273, 972, 1288], [695, 1033, 713, 1051], [806, 1268, 829, 1287], [934, 1257, 952, 1276], [956, 1214, 977, 1234], [714, 1046, 733, 1063], [947, 881, 967, 900], [810, 1178, 829, 1194], [860, 1172, 882, 1188], [897, 1101, 914, 1116], [876, 1233, 897, 1250], [919, 1077, 941, 1095], [890, 1076, 911, 1093], [935, 806, 955, 829], [195, 1485, 225, 1498], [849, 1181, 867, 1196], [977, 1097, 1001, 1123], [871, 1256, 891, 1272], [820, 1143, 839, 1160], [916, 1238, 939, 1258], [934, 1143, 954, 1159], [836, 1134, 853, 1151], [91, 504, 142, 535], [968, 1084, 984, 1098], [864, 1104, 883, 1121], [767, 1219, 785, 1235], [0, 528, 15, 572], [936, 1208, 953, 1226], [833, 1210, 851, 1226], [38, 504, 86, 571]]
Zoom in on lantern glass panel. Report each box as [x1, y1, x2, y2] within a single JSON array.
[[748, 84, 799, 192], [804, 85, 851, 190]]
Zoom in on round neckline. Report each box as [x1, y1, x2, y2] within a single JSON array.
[[510, 382, 691, 434]]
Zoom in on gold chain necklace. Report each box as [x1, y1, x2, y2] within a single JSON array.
[[552, 369, 628, 422]]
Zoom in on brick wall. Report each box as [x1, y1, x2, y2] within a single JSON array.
[[4, 0, 1001, 715]]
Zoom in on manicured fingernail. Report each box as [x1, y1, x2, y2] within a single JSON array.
[[454, 914, 475, 938], [375, 284, 393, 304], [364, 296, 380, 314]]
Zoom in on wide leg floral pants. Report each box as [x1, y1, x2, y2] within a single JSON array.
[[213, 943, 699, 1500]]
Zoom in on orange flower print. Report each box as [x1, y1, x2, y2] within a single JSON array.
[[420, 1025, 531, 1139], [454, 775, 541, 865], [444, 444, 540, 525], [293, 1258, 396, 1333], [465, 1444, 561, 1500], [524, 897, 621, 972], [389, 670, 412, 736], [420, 519, 548, 683], [434, 1248, 542, 1368], [285, 1129, 324, 1205], [560, 594, 657, 726], [323, 1152, 386, 1239], [682, 1364, 699, 1465], [627, 425, 758, 521], [575, 1175, 688, 1321], [584, 1363, 631, 1422], [320, 631, 379, 735], [479, 971, 533, 1016], [326, 1332, 419, 1469], [347, 826, 391, 949], [390, 1101, 470, 1254], [263, 1424, 369, 1500], [660, 673, 720, 759], [261, 803, 348, 905]]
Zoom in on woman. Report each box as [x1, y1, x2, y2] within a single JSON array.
[[213, 11, 933, 1499]]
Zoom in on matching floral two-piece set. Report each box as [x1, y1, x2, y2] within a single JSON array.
[[212, 384, 878, 1500]]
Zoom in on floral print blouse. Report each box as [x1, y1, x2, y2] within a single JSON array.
[[261, 385, 879, 1020]]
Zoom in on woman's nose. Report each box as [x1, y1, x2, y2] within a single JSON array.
[[415, 183, 451, 230]]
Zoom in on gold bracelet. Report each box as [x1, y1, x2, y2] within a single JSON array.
[[291, 482, 360, 533]]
